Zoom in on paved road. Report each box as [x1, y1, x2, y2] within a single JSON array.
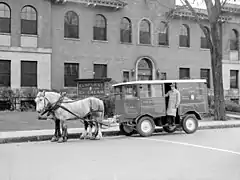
[[1, 129, 240, 180], [0, 111, 83, 132]]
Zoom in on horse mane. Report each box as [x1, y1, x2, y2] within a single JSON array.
[[38, 89, 60, 93]]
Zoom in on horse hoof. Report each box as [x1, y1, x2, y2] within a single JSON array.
[[90, 136, 100, 140], [58, 137, 64, 143], [80, 135, 85, 140], [85, 135, 91, 140], [51, 136, 58, 142]]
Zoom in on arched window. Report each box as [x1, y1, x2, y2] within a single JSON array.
[[137, 58, 152, 80], [158, 21, 169, 46], [64, 11, 79, 39], [230, 29, 239, 51], [139, 19, 151, 44], [0, 3, 11, 33], [93, 14, 107, 41], [120, 17, 132, 43], [179, 24, 190, 47], [21, 6, 37, 35], [200, 26, 210, 49]]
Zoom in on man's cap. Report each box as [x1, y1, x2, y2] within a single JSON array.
[[170, 83, 176, 87]]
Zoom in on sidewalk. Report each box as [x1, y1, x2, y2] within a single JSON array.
[[1, 119, 240, 144]]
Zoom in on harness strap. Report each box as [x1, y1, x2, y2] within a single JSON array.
[[40, 94, 109, 127], [57, 104, 109, 127], [40, 93, 66, 116]]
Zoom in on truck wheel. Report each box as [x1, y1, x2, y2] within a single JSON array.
[[182, 114, 198, 134], [119, 123, 135, 136], [163, 125, 177, 133], [136, 116, 155, 137]]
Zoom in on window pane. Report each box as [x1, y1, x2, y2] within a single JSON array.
[[95, 15, 106, 28], [179, 68, 190, 79], [94, 64, 107, 78], [151, 84, 163, 97], [180, 24, 188, 35], [121, 18, 131, 30], [200, 69, 210, 88], [0, 3, 10, 18], [123, 71, 129, 82], [230, 70, 238, 88], [160, 72, 167, 80], [139, 84, 151, 98], [0, 3, 10, 33], [21, 19, 37, 34], [21, 6, 37, 35], [179, 35, 189, 47], [21, 61, 37, 87], [64, 63, 79, 87], [0, 60, 10, 87], [0, 74, 10, 87], [93, 27, 106, 41], [140, 20, 151, 44], [22, 74, 37, 87], [120, 18, 131, 43], [21, 6, 37, 20], [140, 31, 150, 44], [64, 11, 79, 38], [0, 18, 10, 33], [201, 37, 210, 49], [120, 29, 131, 43], [159, 33, 168, 45], [64, 11, 78, 25]]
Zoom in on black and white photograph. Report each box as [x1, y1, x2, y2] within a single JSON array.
[[0, 0, 240, 179]]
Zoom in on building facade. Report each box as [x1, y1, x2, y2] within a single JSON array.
[[0, 0, 52, 90], [1, 0, 240, 100]]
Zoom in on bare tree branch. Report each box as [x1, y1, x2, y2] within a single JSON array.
[[203, 0, 216, 21], [181, 0, 213, 50], [215, 0, 222, 15], [221, 0, 229, 7]]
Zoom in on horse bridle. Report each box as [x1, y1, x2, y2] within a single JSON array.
[[38, 93, 67, 116], [37, 94, 53, 116]]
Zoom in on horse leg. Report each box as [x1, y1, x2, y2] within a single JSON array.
[[63, 123, 68, 142], [92, 122, 100, 140], [97, 122, 103, 139], [51, 118, 61, 142], [89, 119, 100, 140], [58, 121, 68, 143], [86, 123, 93, 139], [87, 122, 93, 139], [80, 121, 88, 140], [96, 112, 104, 140], [94, 118, 103, 140]]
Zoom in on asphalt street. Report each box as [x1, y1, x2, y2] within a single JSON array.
[[0, 128, 240, 180]]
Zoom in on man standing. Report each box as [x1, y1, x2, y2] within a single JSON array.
[[165, 83, 181, 127]]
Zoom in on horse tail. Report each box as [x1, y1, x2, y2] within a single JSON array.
[[100, 99, 105, 129]]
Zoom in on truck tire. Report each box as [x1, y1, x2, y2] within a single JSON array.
[[119, 123, 135, 136], [182, 114, 198, 134], [136, 116, 155, 137], [163, 125, 177, 133]]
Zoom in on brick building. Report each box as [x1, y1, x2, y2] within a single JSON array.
[[0, 0, 240, 100], [0, 0, 52, 90]]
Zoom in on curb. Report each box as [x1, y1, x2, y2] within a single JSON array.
[[1, 123, 240, 144]]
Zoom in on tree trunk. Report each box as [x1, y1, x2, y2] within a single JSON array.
[[210, 21, 226, 121]]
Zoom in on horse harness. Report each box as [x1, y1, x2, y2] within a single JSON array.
[[39, 94, 109, 127]]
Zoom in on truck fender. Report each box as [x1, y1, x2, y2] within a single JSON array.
[[182, 111, 202, 120], [135, 114, 154, 124]]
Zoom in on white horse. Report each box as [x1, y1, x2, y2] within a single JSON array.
[[34, 91, 105, 143]]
